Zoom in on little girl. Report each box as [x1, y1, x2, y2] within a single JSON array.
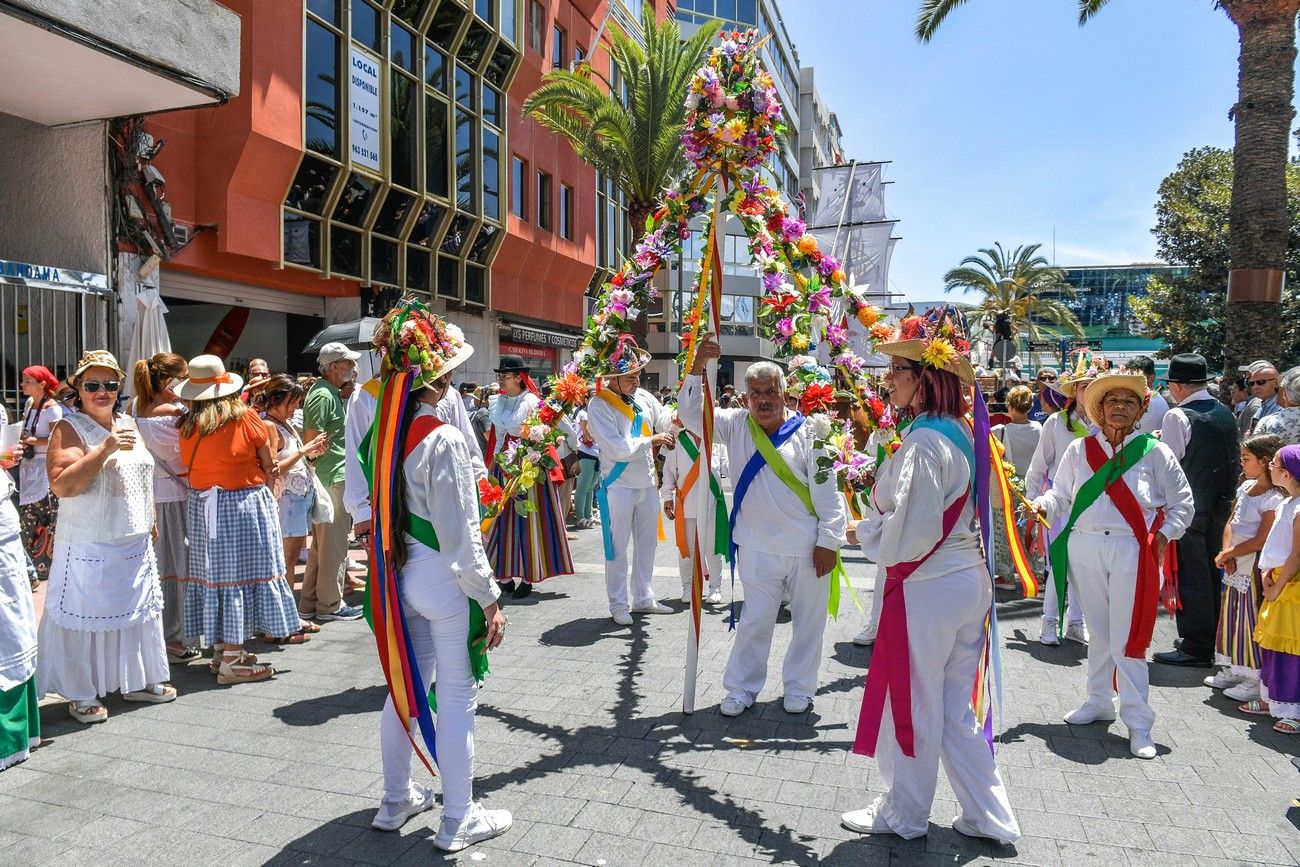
[[1243, 444, 1300, 734], [1206, 434, 1285, 701]]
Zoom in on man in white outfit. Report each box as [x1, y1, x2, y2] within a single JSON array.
[[585, 343, 675, 626], [1031, 372, 1194, 759], [660, 421, 725, 605], [681, 337, 846, 716]]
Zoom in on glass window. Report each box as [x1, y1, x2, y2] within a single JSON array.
[[425, 95, 449, 197], [475, 0, 495, 25], [305, 20, 340, 158], [459, 21, 493, 69], [351, 0, 382, 53], [406, 245, 431, 290], [283, 212, 322, 267], [502, 0, 517, 44], [286, 155, 339, 215], [391, 0, 423, 25], [437, 255, 459, 298], [482, 129, 500, 221], [510, 156, 526, 219], [455, 64, 475, 108], [485, 43, 517, 87], [332, 173, 379, 226], [715, 0, 736, 20], [737, 0, 756, 24], [465, 264, 486, 305], [390, 70, 418, 190], [574, 44, 586, 67], [374, 189, 416, 236], [536, 170, 552, 231], [527, 0, 543, 52], [307, 0, 339, 27], [551, 24, 565, 69], [443, 214, 473, 254], [468, 224, 498, 264], [455, 109, 475, 211], [482, 85, 500, 127], [559, 183, 573, 240], [427, 1, 465, 49], [390, 21, 416, 72], [425, 45, 446, 89], [409, 201, 447, 247], [330, 226, 363, 277], [371, 237, 398, 285]]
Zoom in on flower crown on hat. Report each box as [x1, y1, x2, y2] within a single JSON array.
[[896, 306, 973, 371], [603, 334, 650, 375], [372, 297, 467, 385]]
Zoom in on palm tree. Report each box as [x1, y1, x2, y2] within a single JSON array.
[[918, 0, 1299, 382], [943, 243, 1084, 344], [522, 5, 721, 238]]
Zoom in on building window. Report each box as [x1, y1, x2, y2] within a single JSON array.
[[483, 130, 500, 221], [559, 183, 573, 240], [501, 0, 517, 43], [552, 24, 565, 69], [528, 1, 544, 53], [511, 157, 527, 219], [537, 171, 552, 231], [304, 19, 340, 158], [574, 44, 586, 67]]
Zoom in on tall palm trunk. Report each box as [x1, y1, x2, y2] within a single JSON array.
[[1222, 1, 1298, 386]]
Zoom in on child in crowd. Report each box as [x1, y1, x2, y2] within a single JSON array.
[[1207, 434, 1285, 702], [1243, 444, 1300, 734]]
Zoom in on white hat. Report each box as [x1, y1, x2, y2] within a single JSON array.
[[174, 355, 244, 401], [1239, 359, 1276, 376], [318, 342, 361, 365]]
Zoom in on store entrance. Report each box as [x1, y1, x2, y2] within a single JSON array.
[[163, 298, 323, 378]]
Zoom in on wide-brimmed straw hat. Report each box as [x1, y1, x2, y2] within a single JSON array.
[[1081, 372, 1149, 427], [174, 355, 244, 401], [597, 335, 651, 377], [373, 299, 474, 386], [874, 306, 977, 386], [70, 350, 126, 383]]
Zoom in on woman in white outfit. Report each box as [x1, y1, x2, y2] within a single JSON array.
[[845, 311, 1020, 843], [39, 351, 175, 724], [0, 462, 39, 768], [368, 302, 510, 853]]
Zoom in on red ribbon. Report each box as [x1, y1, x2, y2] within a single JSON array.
[[854, 490, 969, 759]]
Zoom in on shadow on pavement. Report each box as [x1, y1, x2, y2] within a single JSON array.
[[273, 684, 390, 727]]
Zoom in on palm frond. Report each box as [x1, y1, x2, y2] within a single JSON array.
[[1077, 0, 1110, 24], [916, 0, 972, 42]]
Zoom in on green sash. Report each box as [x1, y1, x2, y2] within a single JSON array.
[[676, 430, 731, 560], [1048, 433, 1159, 625], [1056, 409, 1088, 438], [746, 415, 862, 617]]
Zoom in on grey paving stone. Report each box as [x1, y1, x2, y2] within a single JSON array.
[[511, 820, 591, 860]]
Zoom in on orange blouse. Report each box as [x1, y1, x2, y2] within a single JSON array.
[[181, 410, 270, 490]]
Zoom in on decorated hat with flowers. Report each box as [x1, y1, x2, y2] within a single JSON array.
[[1058, 350, 1106, 398], [597, 334, 652, 377], [874, 306, 977, 385], [372, 297, 474, 386]]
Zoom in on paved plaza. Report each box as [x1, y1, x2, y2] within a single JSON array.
[[2, 530, 1299, 866]]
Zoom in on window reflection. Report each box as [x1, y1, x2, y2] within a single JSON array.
[[305, 20, 340, 158]]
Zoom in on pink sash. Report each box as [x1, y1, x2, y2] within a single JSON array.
[[853, 489, 969, 758]]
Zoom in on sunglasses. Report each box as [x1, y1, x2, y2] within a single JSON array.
[[81, 380, 121, 393], [1248, 378, 1276, 387]]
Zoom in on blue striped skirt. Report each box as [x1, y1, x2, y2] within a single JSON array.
[[485, 466, 573, 583]]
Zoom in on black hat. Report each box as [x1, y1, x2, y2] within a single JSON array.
[[1165, 353, 1209, 384], [494, 354, 529, 374]]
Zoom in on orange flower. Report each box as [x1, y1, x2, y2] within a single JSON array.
[[799, 382, 835, 415], [478, 478, 504, 509], [870, 322, 895, 342], [830, 268, 846, 285], [797, 235, 818, 255], [857, 305, 880, 327], [552, 372, 589, 407]]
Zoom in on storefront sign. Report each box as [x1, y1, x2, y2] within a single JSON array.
[[499, 341, 554, 361], [349, 47, 382, 172], [502, 323, 580, 350], [0, 258, 108, 294]]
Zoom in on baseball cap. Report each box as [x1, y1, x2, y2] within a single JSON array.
[[1238, 359, 1275, 376], [318, 341, 361, 365]]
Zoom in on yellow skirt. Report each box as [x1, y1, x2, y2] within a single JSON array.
[[1254, 572, 1300, 657]]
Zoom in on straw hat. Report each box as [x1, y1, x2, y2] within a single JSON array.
[[1080, 372, 1149, 428], [874, 306, 977, 386], [373, 299, 474, 386], [597, 335, 651, 377], [70, 350, 126, 383], [174, 355, 244, 401]]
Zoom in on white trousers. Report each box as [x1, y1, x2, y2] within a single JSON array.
[[603, 485, 660, 615], [1068, 532, 1154, 730], [379, 548, 477, 818], [722, 547, 828, 703], [1043, 529, 1084, 627], [873, 565, 1020, 842], [867, 562, 886, 632], [674, 516, 723, 593]]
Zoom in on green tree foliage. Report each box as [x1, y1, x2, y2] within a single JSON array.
[[942, 242, 1084, 341]]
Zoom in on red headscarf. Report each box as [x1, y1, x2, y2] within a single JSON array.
[[22, 365, 59, 395]]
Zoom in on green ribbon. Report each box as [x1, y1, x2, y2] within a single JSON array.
[[746, 415, 862, 618], [1057, 409, 1089, 438], [676, 430, 731, 561]]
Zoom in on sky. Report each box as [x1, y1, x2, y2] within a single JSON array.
[[778, 0, 1295, 303]]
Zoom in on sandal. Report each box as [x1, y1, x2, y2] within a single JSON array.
[[265, 631, 311, 645], [167, 646, 201, 664], [68, 701, 108, 724], [217, 651, 274, 685], [1274, 719, 1300, 734], [298, 619, 321, 634], [210, 645, 260, 674], [1240, 700, 1272, 715], [123, 683, 178, 704]]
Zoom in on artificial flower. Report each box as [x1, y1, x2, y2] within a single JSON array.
[[921, 338, 957, 369], [800, 382, 835, 415], [478, 478, 504, 508], [797, 235, 819, 255], [790, 333, 810, 351]]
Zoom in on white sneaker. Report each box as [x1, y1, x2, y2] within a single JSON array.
[[372, 784, 435, 831], [611, 610, 633, 626], [1204, 669, 1245, 690], [433, 802, 512, 852], [1063, 702, 1117, 725], [1064, 623, 1090, 645], [852, 626, 877, 646], [783, 694, 812, 714], [1039, 621, 1061, 646], [952, 815, 1018, 843], [1224, 680, 1262, 702], [720, 695, 747, 717], [1129, 728, 1157, 760], [631, 602, 673, 615], [681, 588, 693, 604], [841, 801, 901, 836], [706, 588, 723, 605]]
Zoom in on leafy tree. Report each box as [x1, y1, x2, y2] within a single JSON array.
[[942, 242, 1084, 341], [917, 0, 1300, 384]]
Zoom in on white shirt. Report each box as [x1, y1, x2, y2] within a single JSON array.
[[135, 415, 189, 504], [856, 425, 984, 582], [1229, 480, 1284, 541], [678, 375, 845, 555], [1024, 410, 1093, 497], [1160, 388, 1212, 461], [1136, 390, 1169, 435], [992, 420, 1042, 479], [659, 430, 713, 520], [586, 387, 671, 490], [1259, 496, 1298, 571], [402, 405, 498, 608], [1033, 431, 1194, 541]]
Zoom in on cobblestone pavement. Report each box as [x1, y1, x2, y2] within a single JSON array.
[[3, 527, 1299, 866]]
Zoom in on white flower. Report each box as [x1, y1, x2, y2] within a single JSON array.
[[684, 92, 701, 110], [807, 414, 833, 441], [527, 426, 547, 443]]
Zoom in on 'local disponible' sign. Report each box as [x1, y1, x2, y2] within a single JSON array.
[[349, 47, 381, 172]]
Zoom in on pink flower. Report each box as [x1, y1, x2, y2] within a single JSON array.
[[808, 287, 831, 313], [777, 317, 795, 339]]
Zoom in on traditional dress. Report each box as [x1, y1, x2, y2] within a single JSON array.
[[1214, 481, 1283, 691], [1033, 430, 1194, 732], [679, 374, 845, 709], [990, 419, 1044, 583], [485, 390, 572, 586], [852, 419, 1019, 842], [17, 398, 63, 580], [37, 412, 170, 702], [1025, 409, 1091, 634], [659, 427, 726, 598], [0, 471, 38, 770], [1255, 496, 1300, 723], [135, 413, 197, 649], [587, 387, 672, 615]]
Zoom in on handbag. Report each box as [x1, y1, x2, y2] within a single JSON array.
[[309, 470, 334, 525]]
